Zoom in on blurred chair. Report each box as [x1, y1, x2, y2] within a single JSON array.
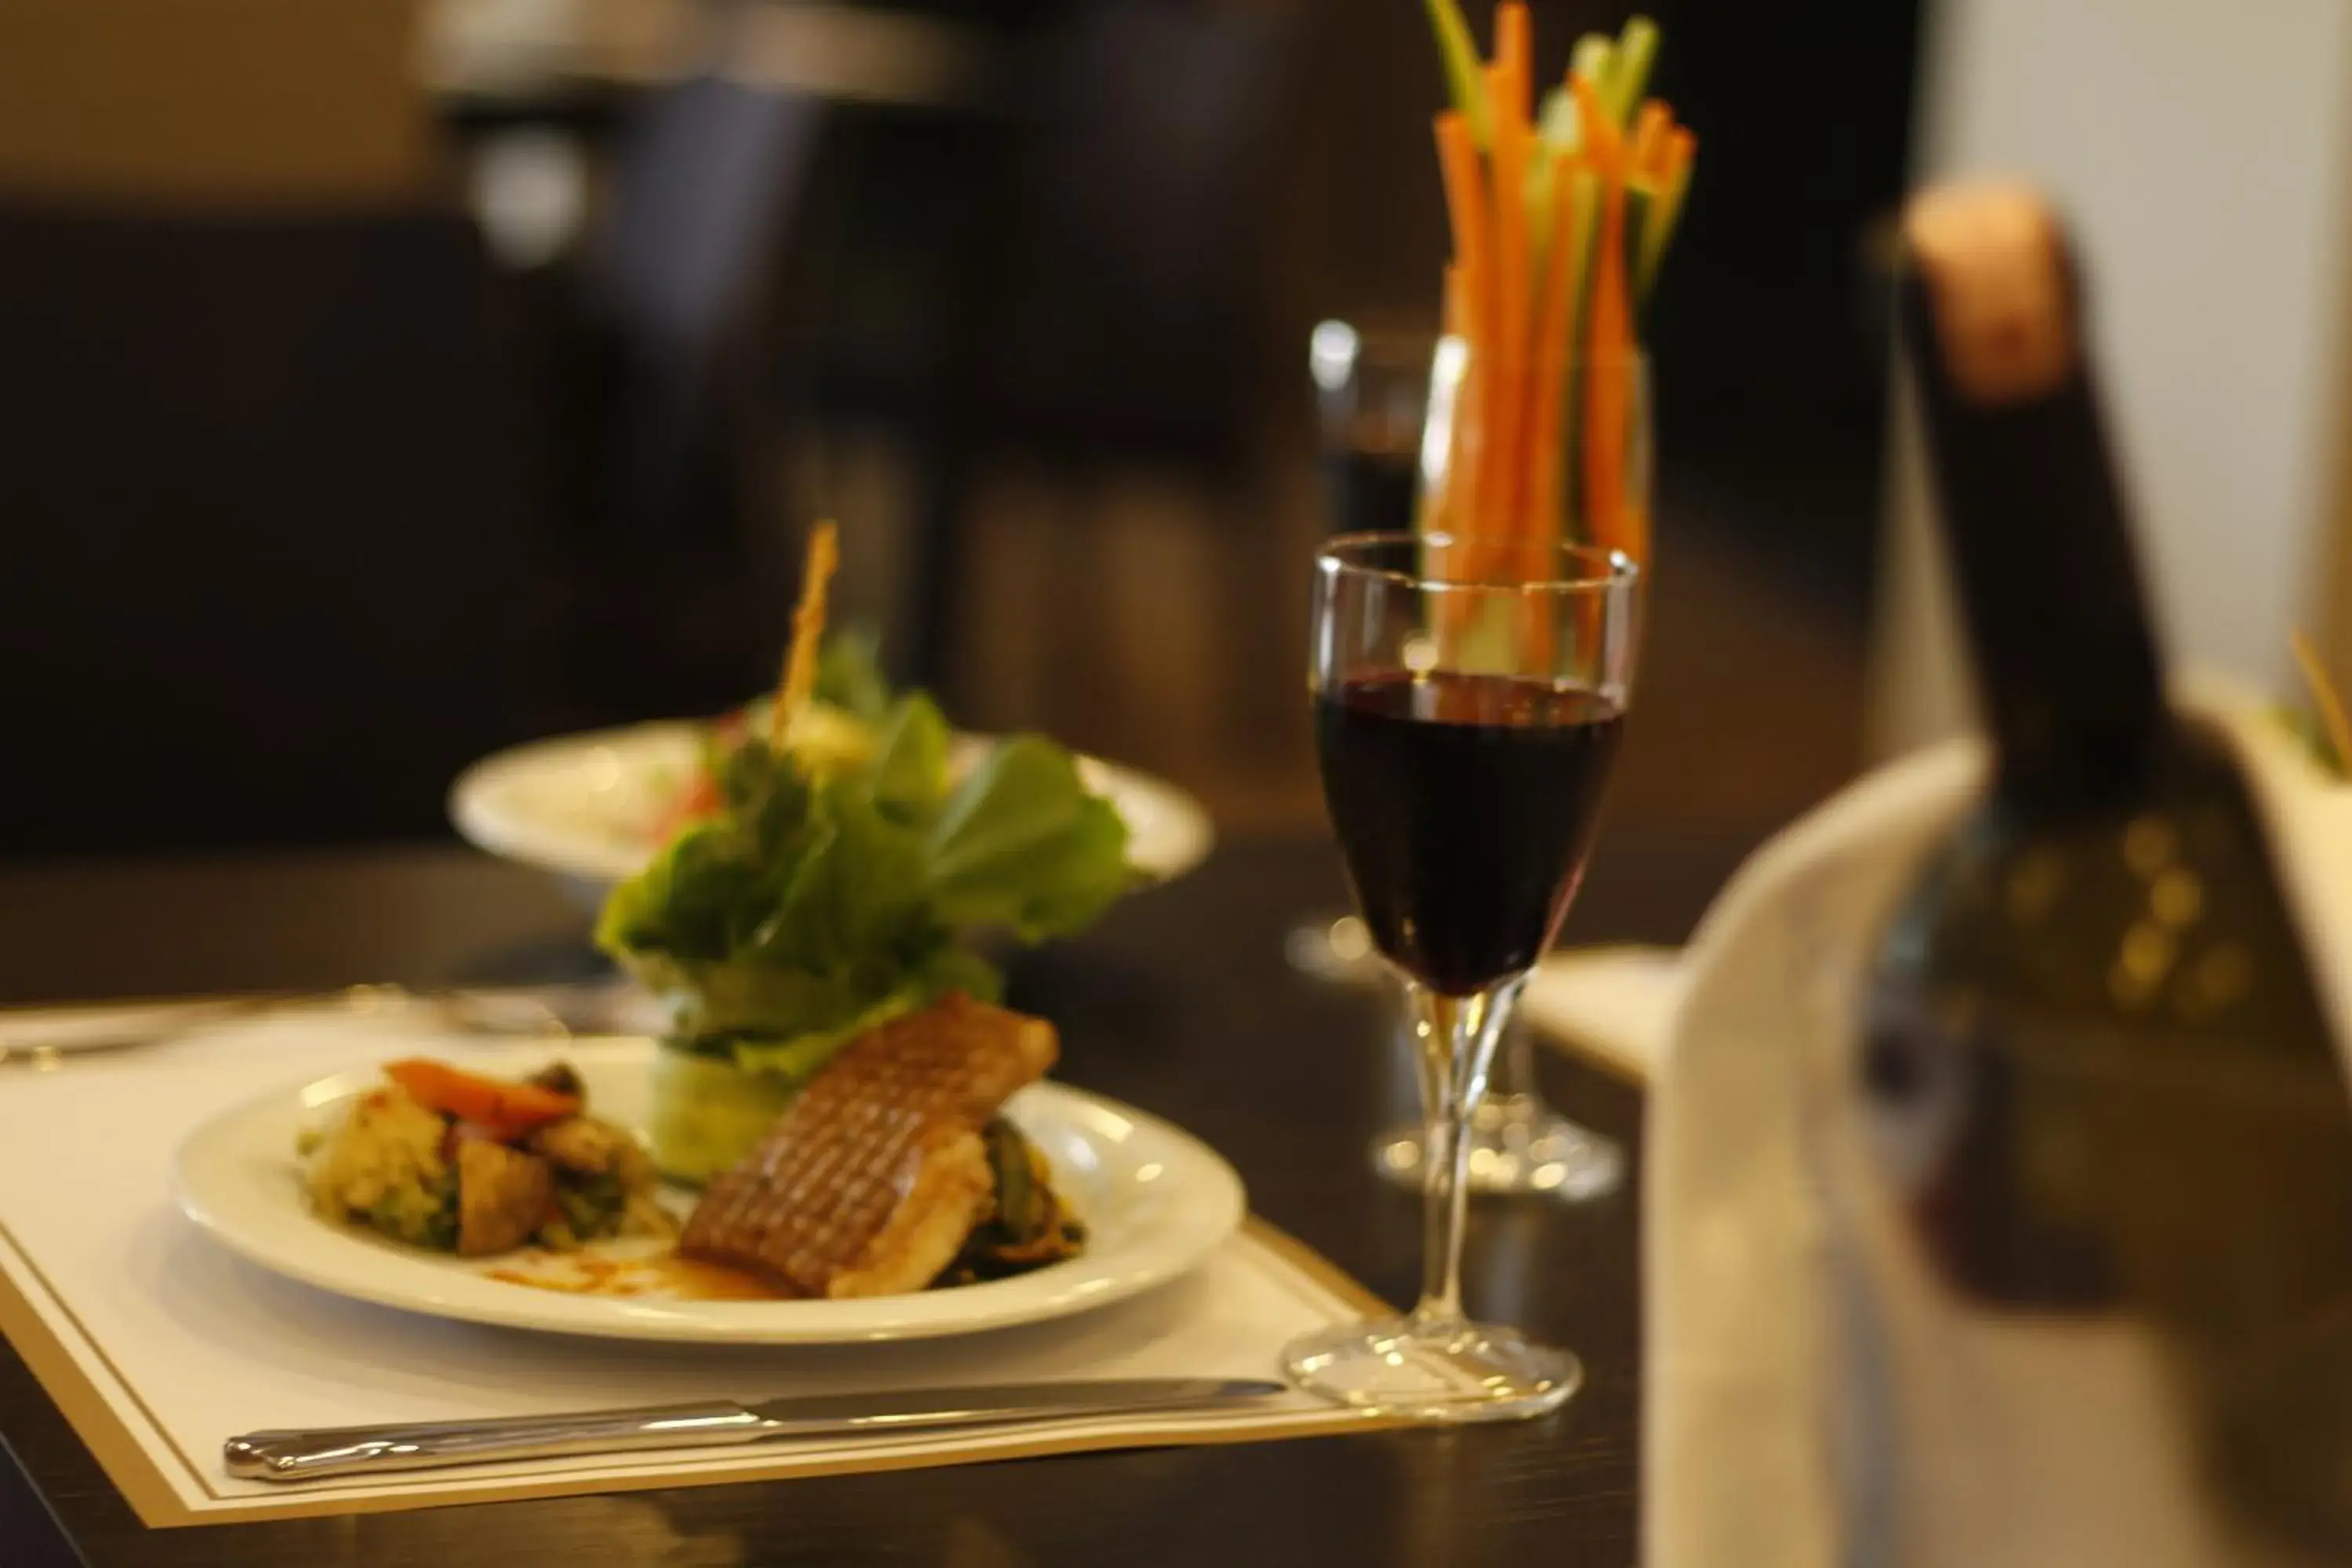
[[984, 0, 1304, 463], [582, 72, 823, 542], [889, 0, 1309, 685], [549, 72, 829, 720], [0, 0, 432, 205], [0, 0, 554, 856], [0, 207, 550, 856]]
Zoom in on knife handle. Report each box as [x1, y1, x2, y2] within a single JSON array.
[[224, 1401, 767, 1483]]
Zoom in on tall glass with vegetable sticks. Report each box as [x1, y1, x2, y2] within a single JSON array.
[[1370, 2, 1693, 1207], [1286, 532, 1638, 1421]]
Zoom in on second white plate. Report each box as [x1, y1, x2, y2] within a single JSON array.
[[448, 721, 1215, 889], [173, 1038, 1246, 1345]]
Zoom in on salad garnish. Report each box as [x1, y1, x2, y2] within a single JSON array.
[[594, 524, 1137, 1178]]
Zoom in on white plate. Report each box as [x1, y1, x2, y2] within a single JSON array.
[[448, 721, 1215, 889], [172, 1038, 1245, 1345]]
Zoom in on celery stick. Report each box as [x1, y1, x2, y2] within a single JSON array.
[[1525, 154, 1559, 284], [1423, 0, 1493, 147], [1605, 16, 1660, 125], [1570, 34, 1613, 86], [1538, 85, 1581, 152], [1622, 181, 1655, 319], [1638, 153, 1693, 298], [1562, 174, 1602, 364]]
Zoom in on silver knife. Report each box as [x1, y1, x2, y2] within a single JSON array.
[[223, 1377, 1287, 1483]]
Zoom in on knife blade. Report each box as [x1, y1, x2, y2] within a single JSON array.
[[223, 1377, 1289, 1483]]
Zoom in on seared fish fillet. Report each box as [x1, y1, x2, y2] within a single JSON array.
[[679, 995, 1058, 1298]]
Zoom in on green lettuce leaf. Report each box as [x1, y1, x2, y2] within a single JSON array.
[[728, 990, 918, 1077], [594, 819, 763, 966], [926, 739, 1134, 939], [597, 695, 1127, 1080], [868, 693, 951, 820]]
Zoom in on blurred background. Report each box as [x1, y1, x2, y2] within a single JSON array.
[[7, 0, 2338, 870]]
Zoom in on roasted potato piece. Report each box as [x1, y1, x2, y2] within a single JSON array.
[[525, 1062, 585, 1101], [456, 1140, 554, 1257], [528, 1115, 645, 1181]]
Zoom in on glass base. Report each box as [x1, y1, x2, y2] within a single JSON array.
[[1283, 1314, 1582, 1423], [1371, 1094, 1624, 1200]]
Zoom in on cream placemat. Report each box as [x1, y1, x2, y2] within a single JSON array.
[[0, 1008, 1390, 1526]]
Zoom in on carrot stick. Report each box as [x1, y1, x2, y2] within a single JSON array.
[[1495, 3, 1533, 125], [1441, 260, 1468, 340], [1492, 3, 1534, 514], [1434, 111, 1494, 544], [1483, 61, 1532, 544], [1629, 101, 1672, 183], [1663, 125, 1697, 189], [1637, 127, 1697, 297], [1480, 5, 1530, 561], [1526, 153, 1584, 541], [775, 520, 839, 743], [1584, 238, 1634, 561], [1572, 74, 1624, 174]]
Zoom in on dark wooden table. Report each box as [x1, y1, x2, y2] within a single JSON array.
[[0, 825, 1752, 1566]]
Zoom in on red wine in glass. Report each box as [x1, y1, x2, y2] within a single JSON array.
[[1316, 670, 1624, 995]]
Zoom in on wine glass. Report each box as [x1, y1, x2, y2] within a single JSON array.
[[1284, 531, 1639, 1421], [1288, 321, 1438, 989], [1308, 318, 1437, 540]]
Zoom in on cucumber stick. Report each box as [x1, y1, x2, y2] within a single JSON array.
[[1623, 182, 1655, 316], [1570, 34, 1613, 87], [1605, 16, 1661, 126], [1423, 0, 1493, 147], [1639, 154, 1694, 298], [1539, 85, 1581, 153]]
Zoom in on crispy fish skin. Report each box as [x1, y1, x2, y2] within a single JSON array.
[[678, 994, 1058, 1298]]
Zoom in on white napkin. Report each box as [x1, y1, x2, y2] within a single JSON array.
[[1520, 946, 1683, 1082], [1648, 690, 2352, 1568]]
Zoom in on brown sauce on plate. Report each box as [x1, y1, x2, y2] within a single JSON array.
[[486, 1248, 786, 1301]]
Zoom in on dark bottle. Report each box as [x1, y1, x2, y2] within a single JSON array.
[[1864, 186, 2352, 1557]]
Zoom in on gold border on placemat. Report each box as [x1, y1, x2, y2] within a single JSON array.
[[1241, 1216, 1396, 1317], [0, 1221, 200, 1525], [0, 1215, 1400, 1530]]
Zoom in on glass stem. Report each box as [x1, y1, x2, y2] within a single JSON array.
[[1404, 975, 1525, 1330]]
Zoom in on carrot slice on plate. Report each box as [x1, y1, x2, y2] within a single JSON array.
[[384, 1059, 582, 1138]]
